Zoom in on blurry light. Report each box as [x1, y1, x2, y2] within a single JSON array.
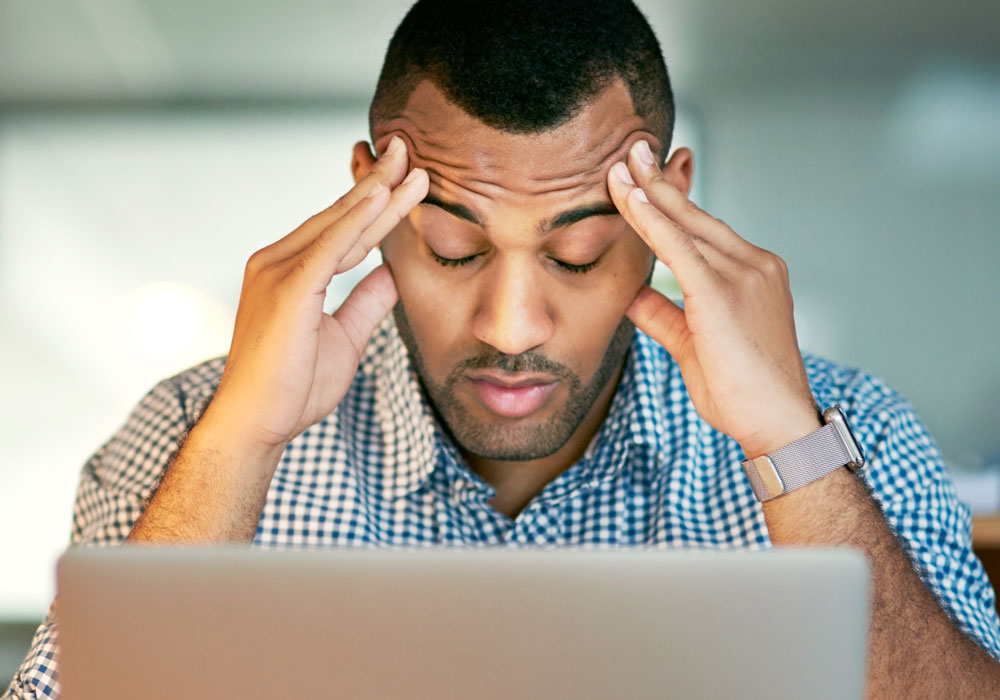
[[101, 281, 233, 386], [885, 60, 1000, 181]]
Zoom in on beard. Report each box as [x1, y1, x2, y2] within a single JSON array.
[[393, 302, 634, 462]]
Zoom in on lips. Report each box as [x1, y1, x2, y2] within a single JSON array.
[[468, 376, 558, 419]]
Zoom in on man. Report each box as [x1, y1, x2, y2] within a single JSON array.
[[7, 0, 1000, 698]]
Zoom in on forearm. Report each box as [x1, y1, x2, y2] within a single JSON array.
[[763, 468, 1000, 699], [128, 414, 286, 544]]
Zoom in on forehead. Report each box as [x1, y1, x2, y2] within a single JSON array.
[[373, 80, 659, 200]]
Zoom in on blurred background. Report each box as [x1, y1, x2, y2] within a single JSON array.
[[1, 0, 999, 681]]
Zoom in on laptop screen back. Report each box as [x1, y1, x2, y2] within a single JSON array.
[[56, 546, 869, 700]]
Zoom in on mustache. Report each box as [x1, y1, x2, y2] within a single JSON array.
[[454, 350, 571, 377]]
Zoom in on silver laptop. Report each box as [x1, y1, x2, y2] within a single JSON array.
[[56, 546, 869, 700]]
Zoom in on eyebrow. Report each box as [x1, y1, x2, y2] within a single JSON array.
[[420, 194, 620, 232], [544, 202, 620, 231], [421, 194, 481, 225]]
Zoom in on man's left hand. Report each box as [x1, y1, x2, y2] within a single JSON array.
[[607, 139, 820, 459]]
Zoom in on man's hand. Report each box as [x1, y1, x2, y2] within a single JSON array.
[[203, 135, 428, 454], [607, 139, 818, 458], [130, 136, 427, 542], [608, 140, 1000, 700]]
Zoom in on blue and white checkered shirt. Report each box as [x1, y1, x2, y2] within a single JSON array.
[[6, 315, 1000, 698]]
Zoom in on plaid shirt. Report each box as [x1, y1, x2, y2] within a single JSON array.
[[7, 315, 1000, 698]]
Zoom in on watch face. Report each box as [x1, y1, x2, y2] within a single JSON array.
[[824, 405, 866, 470]]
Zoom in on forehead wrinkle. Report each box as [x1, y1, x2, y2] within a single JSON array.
[[427, 166, 597, 200], [532, 127, 661, 186], [417, 125, 661, 200], [415, 151, 482, 175], [379, 107, 662, 199], [375, 119, 481, 174], [424, 167, 501, 201]]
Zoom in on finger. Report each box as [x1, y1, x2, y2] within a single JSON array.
[[626, 140, 747, 256], [608, 162, 719, 288], [260, 135, 411, 263], [334, 166, 430, 273], [330, 263, 399, 355], [321, 135, 409, 223], [626, 285, 690, 360], [286, 181, 393, 290]]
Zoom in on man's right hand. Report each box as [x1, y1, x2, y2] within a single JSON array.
[[128, 136, 427, 543], [203, 135, 427, 455]]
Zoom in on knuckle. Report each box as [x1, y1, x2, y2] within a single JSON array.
[[676, 233, 701, 260], [643, 166, 664, 185], [681, 197, 702, 217], [292, 250, 314, 276], [760, 252, 787, 279], [318, 192, 352, 220], [384, 203, 406, 229], [245, 249, 269, 276], [369, 159, 396, 184], [633, 302, 655, 327], [746, 264, 769, 285], [329, 192, 350, 213], [775, 254, 789, 277]]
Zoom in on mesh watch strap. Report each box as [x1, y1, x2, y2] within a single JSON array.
[[743, 424, 848, 501], [741, 405, 869, 502]]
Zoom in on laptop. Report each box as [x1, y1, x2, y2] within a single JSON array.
[[56, 546, 869, 699]]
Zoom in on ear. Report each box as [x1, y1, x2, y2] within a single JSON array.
[[351, 140, 377, 184], [661, 147, 694, 197]]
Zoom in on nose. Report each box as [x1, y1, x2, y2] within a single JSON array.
[[471, 257, 555, 356]]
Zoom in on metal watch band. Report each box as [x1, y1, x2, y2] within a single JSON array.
[[741, 406, 865, 502]]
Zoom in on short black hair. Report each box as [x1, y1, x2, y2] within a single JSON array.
[[370, 0, 674, 154]]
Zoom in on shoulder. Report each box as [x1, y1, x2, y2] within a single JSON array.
[[803, 353, 900, 414], [89, 357, 227, 485], [800, 353, 928, 465], [155, 356, 227, 422], [800, 353, 960, 531]]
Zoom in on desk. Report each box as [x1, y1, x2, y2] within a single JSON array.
[[973, 516, 1000, 617]]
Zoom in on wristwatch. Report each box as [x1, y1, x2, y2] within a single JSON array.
[[741, 404, 866, 502]]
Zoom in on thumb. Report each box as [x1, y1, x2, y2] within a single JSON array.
[[331, 264, 400, 353], [626, 285, 689, 359]]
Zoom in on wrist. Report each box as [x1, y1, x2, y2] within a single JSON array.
[[741, 404, 866, 504], [189, 405, 289, 476], [737, 408, 823, 460]]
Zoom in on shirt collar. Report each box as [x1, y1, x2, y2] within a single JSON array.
[[361, 314, 439, 500], [542, 326, 670, 498], [359, 315, 672, 501]]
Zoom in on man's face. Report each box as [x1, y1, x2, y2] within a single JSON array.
[[374, 80, 659, 462]]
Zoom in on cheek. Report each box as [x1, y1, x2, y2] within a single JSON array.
[[380, 226, 468, 366], [559, 238, 652, 322], [549, 241, 653, 372], [382, 225, 455, 307]]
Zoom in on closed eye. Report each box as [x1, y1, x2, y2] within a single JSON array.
[[431, 251, 601, 273], [431, 251, 479, 267], [554, 258, 599, 274]]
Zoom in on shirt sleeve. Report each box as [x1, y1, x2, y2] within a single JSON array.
[[4, 375, 205, 699], [815, 365, 1000, 661]]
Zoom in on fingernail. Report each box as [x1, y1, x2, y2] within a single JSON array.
[[612, 162, 635, 186], [632, 188, 649, 204], [401, 168, 422, 186], [385, 135, 404, 157], [366, 182, 384, 199], [635, 140, 656, 168]]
